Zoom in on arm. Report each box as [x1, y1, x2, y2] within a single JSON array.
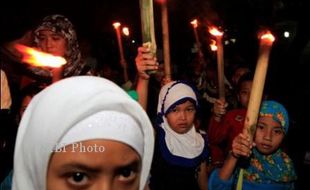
[[135, 46, 158, 110], [218, 133, 252, 180], [207, 99, 229, 166], [197, 161, 208, 190]]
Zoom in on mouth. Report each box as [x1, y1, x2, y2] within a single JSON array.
[[260, 143, 272, 150]]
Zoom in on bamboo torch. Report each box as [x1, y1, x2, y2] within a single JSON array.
[[160, 0, 172, 81], [209, 27, 225, 101], [139, 0, 157, 74], [191, 19, 204, 61], [243, 31, 275, 139], [113, 22, 129, 82]]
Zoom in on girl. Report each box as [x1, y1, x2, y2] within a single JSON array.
[[208, 100, 297, 190], [12, 76, 154, 190], [149, 81, 209, 190], [30, 14, 86, 82]]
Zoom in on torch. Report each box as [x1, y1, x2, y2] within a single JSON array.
[[243, 31, 275, 139], [191, 19, 204, 61], [209, 27, 225, 101], [139, 0, 157, 74], [113, 22, 129, 82], [15, 44, 67, 68], [159, 0, 172, 81]]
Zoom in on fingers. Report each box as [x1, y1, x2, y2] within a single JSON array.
[[213, 99, 228, 117], [231, 133, 253, 158]]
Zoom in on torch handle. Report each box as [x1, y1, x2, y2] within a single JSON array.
[[243, 43, 272, 139], [216, 37, 225, 101]]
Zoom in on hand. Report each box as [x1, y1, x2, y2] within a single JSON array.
[[135, 46, 158, 80], [231, 133, 255, 159], [213, 99, 228, 121]]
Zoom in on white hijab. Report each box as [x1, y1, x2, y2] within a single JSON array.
[[12, 76, 154, 190], [157, 81, 204, 159]]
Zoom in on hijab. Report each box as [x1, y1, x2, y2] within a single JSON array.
[[31, 14, 85, 78], [156, 81, 205, 159], [244, 100, 296, 183], [12, 76, 154, 190]]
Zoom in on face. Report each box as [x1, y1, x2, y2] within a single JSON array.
[[37, 30, 67, 57], [166, 100, 196, 134], [254, 116, 285, 155], [47, 140, 141, 190], [238, 81, 252, 108]]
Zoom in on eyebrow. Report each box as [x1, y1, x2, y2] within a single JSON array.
[[59, 158, 141, 173]]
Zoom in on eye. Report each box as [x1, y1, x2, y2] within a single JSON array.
[[171, 108, 178, 113], [186, 107, 195, 112], [256, 124, 265, 130], [67, 172, 89, 186], [52, 36, 62, 41], [117, 167, 137, 182], [273, 129, 283, 135]]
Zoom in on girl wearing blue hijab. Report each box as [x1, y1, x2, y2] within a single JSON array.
[[209, 100, 297, 190]]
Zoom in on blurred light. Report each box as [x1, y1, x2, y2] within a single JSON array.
[[131, 40, 135, 44], [122, 27, 130, 36], [113, 22, 121, 29], [190, 19, 198, 28], [284, 31, 290, 38], [224, 40, 229, 45], [230, 38, 236, 43]]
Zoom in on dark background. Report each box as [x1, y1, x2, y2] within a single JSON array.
[[1, 0, 310, 188]]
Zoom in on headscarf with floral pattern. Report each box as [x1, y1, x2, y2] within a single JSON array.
[[243, 100, 296, 184]]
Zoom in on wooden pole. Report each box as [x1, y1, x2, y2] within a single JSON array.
[[243, 32, 275, 139], [191, 19, 204, 61], [113, 22, 129, 82], [161, 0, 172, 81], [139, 0, 157, 74], [209, 27, 225, 101], [215, 35, 225, 101]]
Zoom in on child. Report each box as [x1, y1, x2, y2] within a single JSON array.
[[12, 76, 154, 190], [148, 81, 209, 190], [208, 72, 253, 168], [208, 100, 297, 190]]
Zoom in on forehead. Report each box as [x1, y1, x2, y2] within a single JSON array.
[[240, 81, 252, 89], [258, 116, 281, 128], [37, 29, 63, 37]]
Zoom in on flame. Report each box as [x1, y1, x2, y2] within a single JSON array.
[[260, 32, 275, 42], [113, 22, 121, 29], [122, 27, 130, 36], [15, 44, 66, 68], [190, 19, 198, 28], [210, 39, 218, 51], [209, 27, 224, 37]]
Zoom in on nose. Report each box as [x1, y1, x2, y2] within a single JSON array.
[[179, 111, 187, 120], [263, 128, 272, 141], [45, 38, 53, 49]]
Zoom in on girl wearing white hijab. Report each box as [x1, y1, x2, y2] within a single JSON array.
[[149, 81, 209, 190], [12, 76, 154, 190]]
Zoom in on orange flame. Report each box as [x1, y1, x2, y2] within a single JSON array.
[[210, 39, 218, 51], [260, 32, 275, 42], [122, 27, 130, 36], [113, 22, 121, 29], [209, 27, 224, 37], [15, 44, 66, 68], [190, 19, 198, 28]]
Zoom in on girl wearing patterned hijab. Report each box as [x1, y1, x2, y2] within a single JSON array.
[[12, 76, 154, 190], [209, 100, 297, 190], [30, 14, 86, 80], [149, 81, 209, 190]]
